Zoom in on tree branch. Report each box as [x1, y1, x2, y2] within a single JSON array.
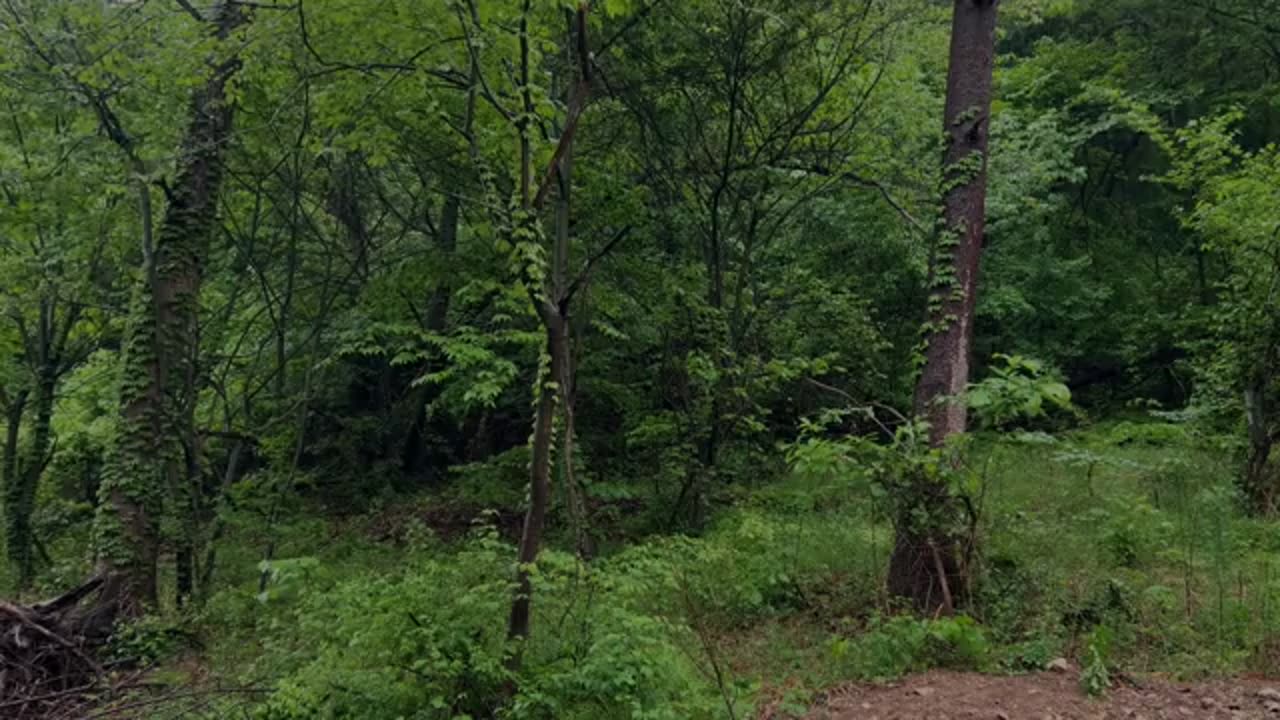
[[565, 225, 633, 302]]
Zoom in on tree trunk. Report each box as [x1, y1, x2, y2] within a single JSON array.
[[507, 308, 566, 646], [2, 390, 28, 583], [505, 1, 591, 661], [1244, 379, 1276, 513], [893, 0, 999, 615], [8, 371, 55, 588], [198, 437, 244, 595], [886, 475, 966, 614], [914, 0, 1000, 444], [92, 0, 246, 619], [401, 74, 475, 477]]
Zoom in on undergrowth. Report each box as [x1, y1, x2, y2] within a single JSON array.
[[170, 417, 1280, 718]]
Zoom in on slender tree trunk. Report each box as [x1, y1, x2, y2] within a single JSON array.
[[401, 74, 475, 476], [506, 0, 591, 660], [2, 390, 28, 583], [198, 437, 244, 595], [400, 189, 459, 477], [9, 370, 55, 588], [92, 0, 246, 618], [1245, 377, 1276, 513], [329, 154, 368, 285], [891, 0, 999, 614], [507, 308, 566, 646]]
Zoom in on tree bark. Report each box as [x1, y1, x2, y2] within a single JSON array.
[[8, 370, 55, 588], [507, 308, 566, 646], [506, 1, 591, 659], [914, 0, 1000, 445], [92, 0, 246, 618], [401, 66, 476, 478], [1244, 378, 1276, 513], [2, 390, 28, 583], [892, 0, 999, 615]]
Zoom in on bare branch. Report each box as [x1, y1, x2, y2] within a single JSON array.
[[565, 225, 633, 302]]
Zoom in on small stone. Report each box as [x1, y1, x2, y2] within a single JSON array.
[[1262, 688, 1280, 702], [914, 687, 936, 697], [1267, 701, 1280, 714], [1202, 697, 1217, 709], [1046, 658, 1072, 673], [995, 712, 1010, 720]]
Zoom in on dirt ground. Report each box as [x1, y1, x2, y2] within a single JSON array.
[[800, 669, 1280, 719]]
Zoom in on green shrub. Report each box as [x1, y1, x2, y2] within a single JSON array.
[[828, 615, 991, 681], [110, 614, 191, 665], [254, 532, 513, 719]]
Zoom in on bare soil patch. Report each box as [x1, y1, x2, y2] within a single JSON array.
[[801, 669, 1280, 720]]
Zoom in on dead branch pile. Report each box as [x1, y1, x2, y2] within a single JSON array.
[[0, 575, 113, 719], [0, 576, 270, 719]]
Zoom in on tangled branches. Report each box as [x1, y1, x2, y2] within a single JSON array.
[[0, 576, 110, 719], [0, 575, 268, 719]]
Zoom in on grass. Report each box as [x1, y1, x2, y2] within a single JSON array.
[[149, 418, 1280, 717]]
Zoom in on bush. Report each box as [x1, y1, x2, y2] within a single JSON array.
[[249, 528, 728, 720], [828, 615, 991, 681], [254, 530, 512, 719]]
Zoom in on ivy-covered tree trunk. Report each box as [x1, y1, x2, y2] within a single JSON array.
[[92, 1, 245, 618], [507, 0, 591, 659], [507, 305, 566, 645], [914, 0, 999, 443], [891, 0, 999, 614]]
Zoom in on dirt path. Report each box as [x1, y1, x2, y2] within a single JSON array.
[[800, 669, 1280, 719]]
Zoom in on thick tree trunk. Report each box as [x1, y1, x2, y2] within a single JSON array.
[[886, 476, 966, 614], [894, 0, 999, 615], [914, 0, 1000, 444], [92, 1, 245, 618]]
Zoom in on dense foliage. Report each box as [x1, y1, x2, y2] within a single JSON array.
[[1, 0, 1279, 716]]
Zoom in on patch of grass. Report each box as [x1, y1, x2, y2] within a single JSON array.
[[177, 419, 1280, 717]]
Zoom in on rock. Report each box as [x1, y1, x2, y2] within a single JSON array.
[[1046, 658, 1072, 673], [914, 687, 936, 697], [1202, 697, 1217, 710], [1266, 701, 1280, 714], [1261, 688, 1280, 702], [996, 712, 1010, 720]]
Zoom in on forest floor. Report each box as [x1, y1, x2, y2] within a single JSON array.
[[799, 669, 1280, 720]]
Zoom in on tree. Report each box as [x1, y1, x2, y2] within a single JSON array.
[[498, 0, 602, 660], [890, 0, 1000, 614], [602, 0, 920, 528], [1166, 117, 1280, 513], [92, 0, 247, 617]]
